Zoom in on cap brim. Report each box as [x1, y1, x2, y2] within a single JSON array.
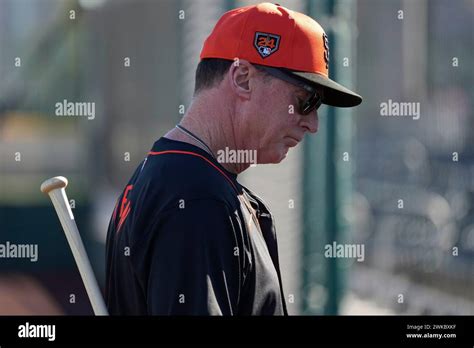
[[290, 71, 362, 107]]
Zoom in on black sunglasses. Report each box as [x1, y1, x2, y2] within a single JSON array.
[[254, 65, 323, 115]]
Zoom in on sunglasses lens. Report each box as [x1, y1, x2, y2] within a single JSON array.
[[255, 65, 323, 115], [301, 91, 322, 115]]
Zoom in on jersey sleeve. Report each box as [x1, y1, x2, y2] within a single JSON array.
[[145, 199, 243, 315]]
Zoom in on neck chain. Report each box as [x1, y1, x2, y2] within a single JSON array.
[[175, 124, 215, 158]]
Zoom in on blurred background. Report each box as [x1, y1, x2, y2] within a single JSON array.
[[0, 0, 472, 315]]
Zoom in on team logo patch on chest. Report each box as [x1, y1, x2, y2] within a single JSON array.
[[254, 32, 280, 58]]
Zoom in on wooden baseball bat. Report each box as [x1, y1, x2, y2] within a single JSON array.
[[41, 176, 108, 316]]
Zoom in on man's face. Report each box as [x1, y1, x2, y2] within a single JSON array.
[[243, 68, 320, 164]]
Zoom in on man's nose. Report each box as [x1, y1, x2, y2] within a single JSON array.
[[300, 111, 319, 134]]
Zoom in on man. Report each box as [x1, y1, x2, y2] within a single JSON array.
[[105, 2, 362, 315]]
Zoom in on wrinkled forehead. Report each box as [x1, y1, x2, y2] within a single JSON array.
[[252, 64, 323, 95], [257, 73, 323, 99]]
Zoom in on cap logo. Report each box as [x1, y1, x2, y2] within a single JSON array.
[[254, 32, 280, 59], [322, 32, 329, 69]]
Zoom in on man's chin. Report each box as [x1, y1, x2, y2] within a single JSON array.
[[258, 147, 289, 164]]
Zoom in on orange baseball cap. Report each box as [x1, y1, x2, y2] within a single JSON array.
[[200, 2, 362, 107]]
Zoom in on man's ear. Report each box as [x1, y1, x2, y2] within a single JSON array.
[[228, 59, 255, 100]]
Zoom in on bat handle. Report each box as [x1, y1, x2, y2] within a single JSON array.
[[41, 176, 108, 315], [40, 176, 68, 194]]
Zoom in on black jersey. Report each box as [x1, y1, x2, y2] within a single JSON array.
[[105, 137, 287, 315]]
